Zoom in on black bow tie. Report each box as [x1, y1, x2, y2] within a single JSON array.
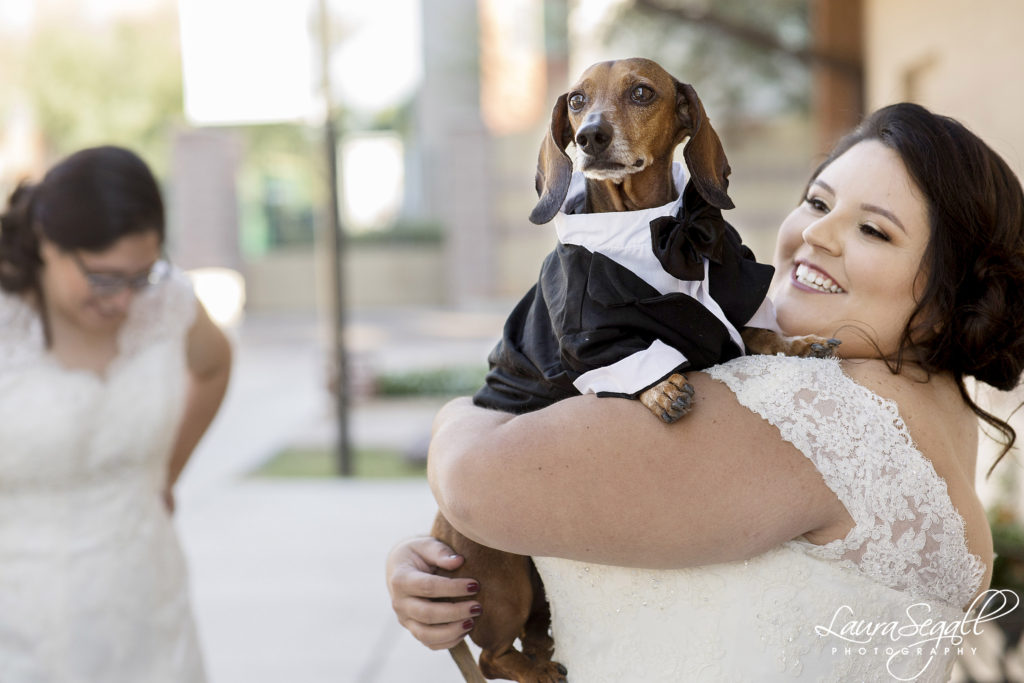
[[649, 181, 727, 281]]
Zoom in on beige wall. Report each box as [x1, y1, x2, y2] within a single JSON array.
[[864, 0, 1024, 178], [244, 244, 446, 312]]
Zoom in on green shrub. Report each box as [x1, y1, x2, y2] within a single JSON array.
[[374, 366, 488, 397], [253, 446, 426, 478]]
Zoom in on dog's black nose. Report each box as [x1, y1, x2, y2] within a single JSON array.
[[575, 119, 613, 156]]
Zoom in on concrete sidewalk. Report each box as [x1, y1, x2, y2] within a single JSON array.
[[174, 308, 503, 683], [177, 480, 460, 683]]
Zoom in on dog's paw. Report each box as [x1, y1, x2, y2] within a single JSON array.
[[480, 651, 567, 683], [534, 661, 568, 683], [639, 373, 695, 424], [809, 337, 842, 358], [789, 335, 841, 358], [525, 660, 567, 683]]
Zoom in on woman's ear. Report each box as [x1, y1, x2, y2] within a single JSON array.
[[529, 94, 574, 225], [36, 234, 57, 264]]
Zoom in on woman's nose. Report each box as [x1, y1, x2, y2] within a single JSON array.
[[104, 288, 135, 312], [802, 216, 842, 255]]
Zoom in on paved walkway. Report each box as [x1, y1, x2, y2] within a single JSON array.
[[175, 308, 502, 683], [178, 480, 460, 683]]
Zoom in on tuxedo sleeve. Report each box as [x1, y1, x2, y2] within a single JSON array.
[[555, 246, 743, 399], [473, 252, 581, 413]]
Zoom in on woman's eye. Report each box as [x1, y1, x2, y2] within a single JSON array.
[[631, 85, 654, 103], [805, 196, 829, 212], [568, 93, 585, 111], [860, 224, 891, 241]]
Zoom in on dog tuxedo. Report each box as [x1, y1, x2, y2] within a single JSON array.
[[475, 162, 777, 413]]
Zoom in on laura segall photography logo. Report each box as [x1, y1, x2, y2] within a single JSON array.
[[814, 589, 1020, 681]]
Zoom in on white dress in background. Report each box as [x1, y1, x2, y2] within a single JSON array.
[[534, 355, 989, 682], [0, 269, 206, 682]]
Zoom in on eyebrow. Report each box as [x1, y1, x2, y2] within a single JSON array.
[[812, 179, 907, 234]]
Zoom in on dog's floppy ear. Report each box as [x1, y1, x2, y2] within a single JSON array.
[[529, 94, 574, 225], [675, 82, 734, 210]]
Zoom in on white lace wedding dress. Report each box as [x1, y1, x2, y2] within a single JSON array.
[[0, 269, 207, 682], [534, 355, 989, 682]]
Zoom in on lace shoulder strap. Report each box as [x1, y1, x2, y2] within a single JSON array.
[[708, 355, 866, 514], [707, 354, 985, 609], [120, 266, 198, 356]]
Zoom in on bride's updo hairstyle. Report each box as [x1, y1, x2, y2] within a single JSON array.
[[0, 145, 165, 293], [810, 103, 1024, 470]]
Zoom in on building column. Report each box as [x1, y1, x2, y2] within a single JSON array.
[[810, 0, 864, 157], [168, 128, 242, 271]]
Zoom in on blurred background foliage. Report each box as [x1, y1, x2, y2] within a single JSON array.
[[0, 2, 328, 258], [606, 0, 812, 127], [9, 6, 184, 169], [0, 0, 819, 202]]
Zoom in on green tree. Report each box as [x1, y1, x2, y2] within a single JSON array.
[[605, 0, 818, 125], [19, 4, 185, 174]]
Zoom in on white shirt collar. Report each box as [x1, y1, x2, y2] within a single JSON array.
[[553, 162, 689, 250]]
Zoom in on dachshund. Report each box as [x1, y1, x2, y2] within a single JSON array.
[[433, 58, 838, 683]]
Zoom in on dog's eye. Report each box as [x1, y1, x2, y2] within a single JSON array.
[[568, 93, 585, 111], [631, 85, 654, 103]]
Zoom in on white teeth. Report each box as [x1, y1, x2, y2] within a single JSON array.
[[795, 264, 844, 293]]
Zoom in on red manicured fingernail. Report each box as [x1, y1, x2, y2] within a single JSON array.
[[462, 619, 474, 631], [466, 582, 480, 593], [470, 604, 483, 616]]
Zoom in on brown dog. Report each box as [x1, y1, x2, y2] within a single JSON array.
[[433, 58, 836, 683], [530, 57, 732, 424]]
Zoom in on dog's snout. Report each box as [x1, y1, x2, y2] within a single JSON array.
[[575, 118, 613, 156]]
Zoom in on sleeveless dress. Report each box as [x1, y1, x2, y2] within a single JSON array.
[[0, 269, 207, 682], [533, 355, 990, 682]]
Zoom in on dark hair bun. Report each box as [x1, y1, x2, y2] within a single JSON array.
[[954, 249, 1024, 391], [0, 182, 43, 293]]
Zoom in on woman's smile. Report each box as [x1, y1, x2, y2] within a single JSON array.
[[792, 262, 845, 293]]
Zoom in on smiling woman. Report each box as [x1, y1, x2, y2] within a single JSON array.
[[771, 139, 931, 360], [0, 145, 231, 682], [783, 106, 1024, 476], [387, 103, 1024, 682]]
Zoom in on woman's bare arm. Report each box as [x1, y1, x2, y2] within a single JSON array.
[[164, 302, 232, 505], [428, 371, 849, 568]]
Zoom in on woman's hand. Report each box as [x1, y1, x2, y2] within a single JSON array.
[[385, 536, 482, 650]]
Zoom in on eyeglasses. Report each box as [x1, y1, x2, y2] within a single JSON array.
[[70, 251, 171, 297]]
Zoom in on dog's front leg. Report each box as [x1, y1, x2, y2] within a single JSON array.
[[741, 327, 841, 358]]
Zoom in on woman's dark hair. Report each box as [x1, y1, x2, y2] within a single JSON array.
[[810, 103, 1024, 472], [0, 145, 164, 293]]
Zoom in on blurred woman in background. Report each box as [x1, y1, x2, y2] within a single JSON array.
[[0, 145, 231, 682]]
